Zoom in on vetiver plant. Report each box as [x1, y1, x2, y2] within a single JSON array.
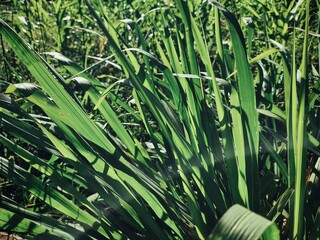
[[0, 0, 319, 239]]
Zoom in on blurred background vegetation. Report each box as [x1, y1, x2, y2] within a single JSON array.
[[2, 0, 318, 82]]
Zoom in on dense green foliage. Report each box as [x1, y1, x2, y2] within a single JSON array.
[[0, 0, 319, 239]]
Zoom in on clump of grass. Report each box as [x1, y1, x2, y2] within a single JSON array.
[[0, 0, 319, 239]]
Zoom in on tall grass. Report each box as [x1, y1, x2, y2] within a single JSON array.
[[0, 0, 319, 239]]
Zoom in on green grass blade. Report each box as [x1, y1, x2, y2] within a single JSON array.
[[292, 0, 310, 238], [0, 18, 117, 158], [0, 198, 91, 240], [260, 134, 288, 181], [267, 187, 294, 221], [210, 0, 259, 211], [0, 157, 114, 239], [190, 5, 244, 207]]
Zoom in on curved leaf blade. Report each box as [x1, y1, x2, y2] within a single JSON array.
[[207, 204, 280, 240]]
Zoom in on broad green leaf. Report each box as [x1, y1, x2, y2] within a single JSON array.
[[207, 204, 280, 240]]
